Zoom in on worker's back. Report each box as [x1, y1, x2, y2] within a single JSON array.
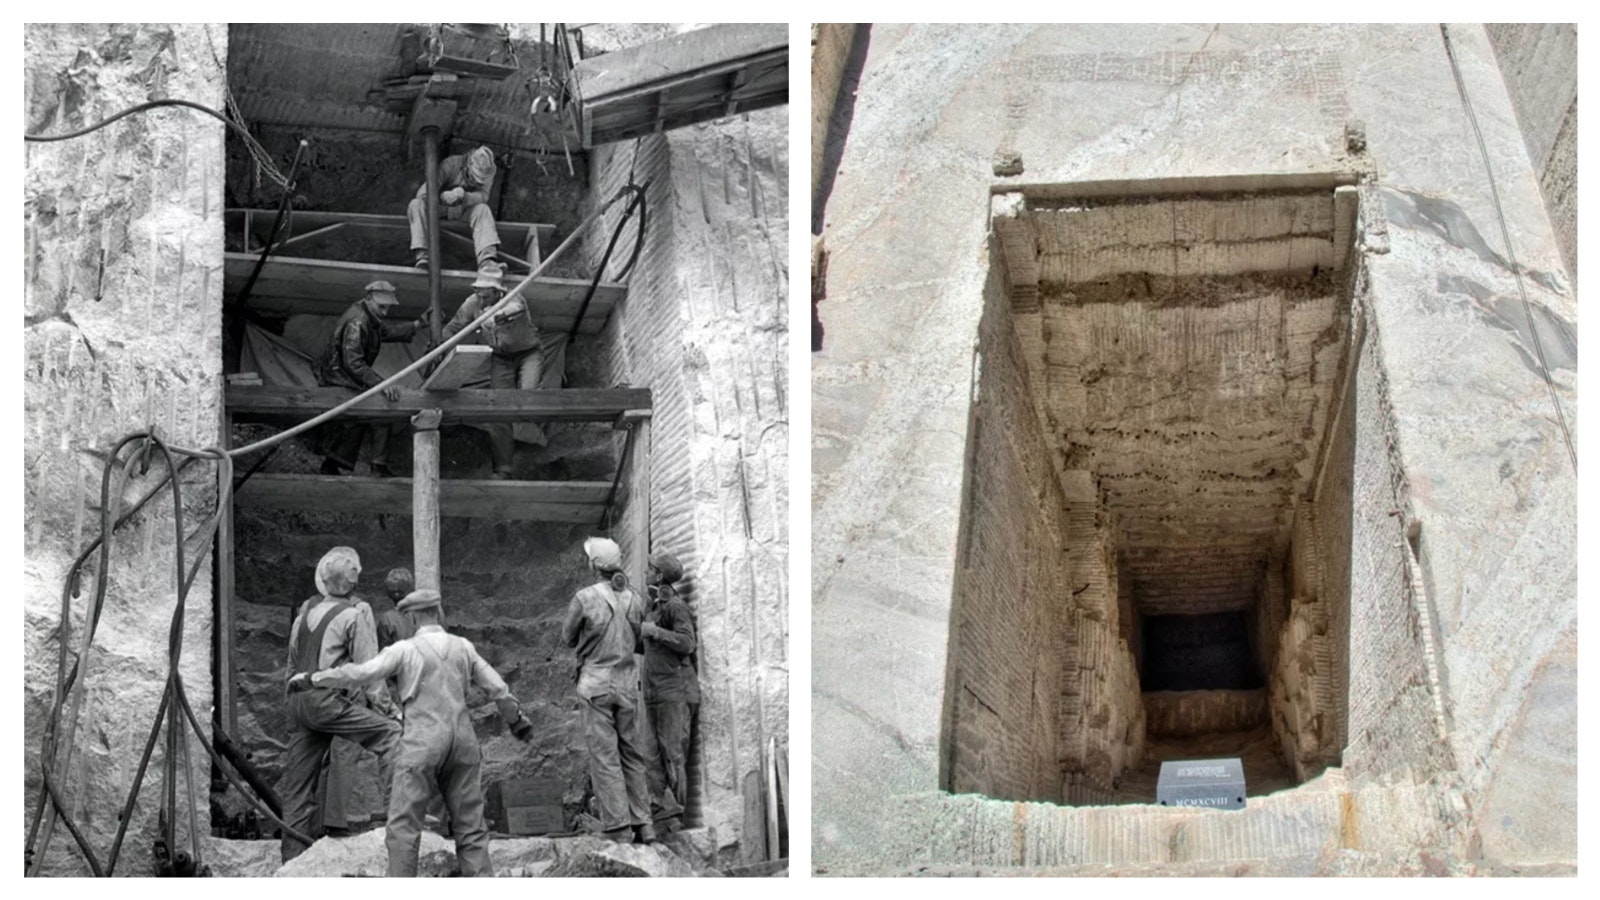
[[400, 630, 476, 740]]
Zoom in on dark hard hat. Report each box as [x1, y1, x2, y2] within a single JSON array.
[[649, 551, 683, 584]]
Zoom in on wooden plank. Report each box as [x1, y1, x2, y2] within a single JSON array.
[[235, 474, 612, 521], [420, 345, 492, 390], [226, 386, 651, 424], [738, 769, 767, 867], [623, 417, 650, 589], [765, 736, 779, 861], [226, 208, 554, 247], [574, 24, 786, 101], [573, 24, 787, 147], [223, 253, 623, 333]]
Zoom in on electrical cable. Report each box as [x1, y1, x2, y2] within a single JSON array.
[[1439, 24, 1576, 473], [27, 157, 650, 876], [569, 184, 647, 345]]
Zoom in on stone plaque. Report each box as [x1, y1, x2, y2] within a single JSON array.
[[1156, 757, 1246, 809]]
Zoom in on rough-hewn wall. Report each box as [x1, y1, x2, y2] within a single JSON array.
[[23, 23, 226, 876], [813, 24, 1575, 870], [1340, 294, 1452, 783], [1484, 24, 1577, 283], [589, 102, 789, 850], [940, 252, 1070, 801]]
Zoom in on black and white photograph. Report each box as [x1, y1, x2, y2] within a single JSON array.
[[22, 22, 789, 877]]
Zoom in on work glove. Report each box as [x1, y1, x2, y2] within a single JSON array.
[[287, 673, 313, 694], [510, 714, 535, 743], [441, 187, 466, 205], [639, 622, 662, 641], [382, 385, 401, 402]]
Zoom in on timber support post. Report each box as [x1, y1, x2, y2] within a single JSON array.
[[412, 408, 443, 591]]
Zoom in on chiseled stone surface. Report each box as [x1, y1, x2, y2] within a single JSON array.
[[813, 23, 1574, 873], [23, 23, 225, 877]]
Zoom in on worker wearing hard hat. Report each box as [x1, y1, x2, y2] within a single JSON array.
[[315, 280, 426, 476], [408, 145, 501, 270], [278, 547, 401, 863], [289, 588, 535, 877], [440, 261, 548, 477], [641, 550, 700, 829], [562, 537, 655, 843]]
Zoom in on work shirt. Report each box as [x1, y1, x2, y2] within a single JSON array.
[[288, 594, 384, 705], [414, 154, 493, 206], [642, 590, 700, 703], [312, 625, 512, 711], [316, 299, 418, 390], [442, 292, 541, 357], [562, 582, 645, 699]]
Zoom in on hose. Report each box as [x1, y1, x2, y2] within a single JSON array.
[[27, 123, 652, 876], [568, 184, 647, 345]]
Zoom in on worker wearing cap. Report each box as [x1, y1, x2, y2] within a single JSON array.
[[278, 547, 401, 863], [408, 145, 500, 270], [315, 280, 426, 476], [562, 537, 654, 843], [641, 550, 699, 828], [289, 588, 535, 877], [441, 261, 547, 477]]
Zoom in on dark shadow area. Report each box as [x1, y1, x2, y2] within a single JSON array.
[[811, 24, 871, 353], [1143, 612, 1263, 692]]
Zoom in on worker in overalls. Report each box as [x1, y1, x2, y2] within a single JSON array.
[[289, 589, 535, 877], [562, 537, 654, 843], [278, 546, 401, 862], [441, 262, 548, 477], [408, 145, 500, 270], [640, 550, 699, 831]]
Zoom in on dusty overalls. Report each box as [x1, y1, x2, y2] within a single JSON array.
[[316, 626, 512, 876], [564, 583, 652, 835], [278, 599, 400, 862]]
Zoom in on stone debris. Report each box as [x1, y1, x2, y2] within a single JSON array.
[[268, 829, 704, 877], [992, 149, 1025, 176]]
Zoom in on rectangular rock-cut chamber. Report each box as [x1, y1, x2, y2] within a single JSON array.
[[940, 175, 1363, 807]]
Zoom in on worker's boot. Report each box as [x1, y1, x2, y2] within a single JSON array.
[[601, 827, 634, 844], [633, 823, 658, 844], [413, 250, 429, 269], [476, 246, 500, 269], [320, 458, 347, 476]]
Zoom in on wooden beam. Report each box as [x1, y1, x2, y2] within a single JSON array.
[[413, 410, 442, 590], [624, 416, 651, 595], [226, 208, 555, 249], [572, 24, 787, 147], [235, 474, 612, 521], [222, 253, 624, 333], [226, 386, 651, 424], [574, 24, 786, 101], [420, 345, 492, 390]]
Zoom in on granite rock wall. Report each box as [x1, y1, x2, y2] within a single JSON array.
[[24, 23, 227, 876]]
